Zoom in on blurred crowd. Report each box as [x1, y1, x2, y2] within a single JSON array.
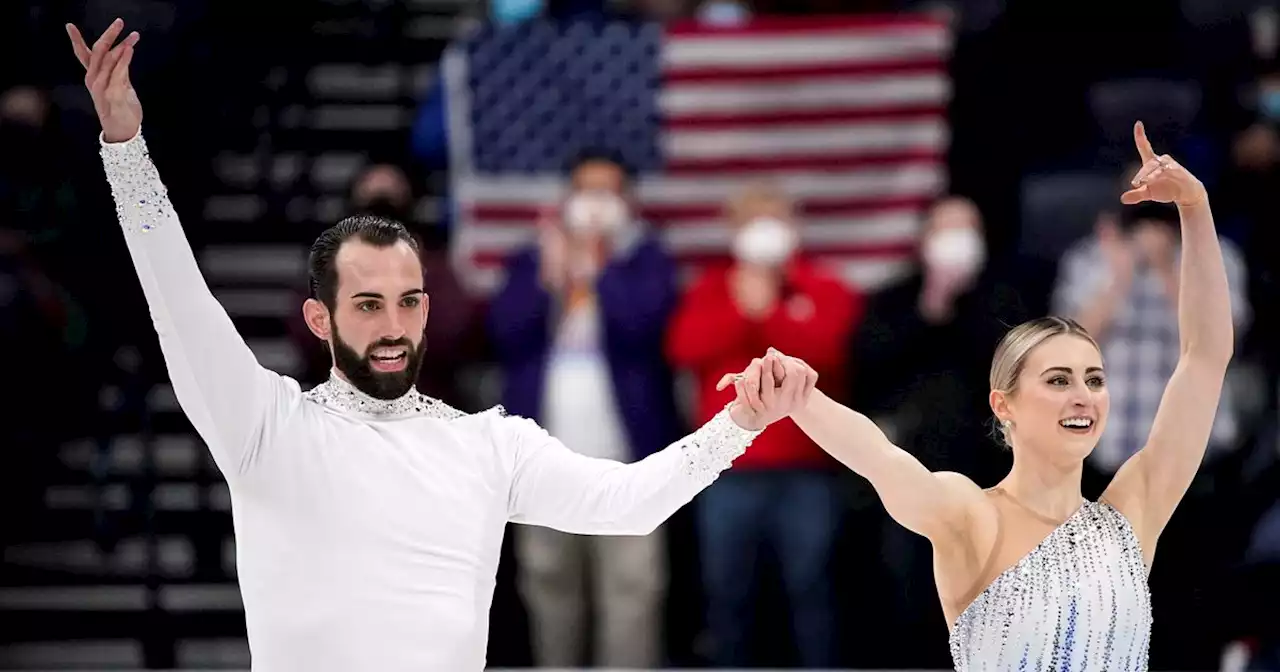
[[2, 0, 1279, 670]]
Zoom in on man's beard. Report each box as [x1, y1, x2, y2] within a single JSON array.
[[331, 323, 426, 400]]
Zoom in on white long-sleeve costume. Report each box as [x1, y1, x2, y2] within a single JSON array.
[[100, 132, 760, 671]]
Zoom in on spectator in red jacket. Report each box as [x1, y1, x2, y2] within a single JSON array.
[[666, 182, 863, 667]]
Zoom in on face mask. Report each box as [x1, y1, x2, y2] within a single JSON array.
[[733, 217, 797, 267], [922, 227, 986, 275], [1261, 87, 1280, 121], [564, 191, 628, 235]]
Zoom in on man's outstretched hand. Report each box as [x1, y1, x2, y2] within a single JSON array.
[[716, 348, 819, 431], [67, 19, 141, 143]]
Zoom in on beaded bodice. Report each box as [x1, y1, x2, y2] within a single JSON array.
[[949, 500, 1152, 671]]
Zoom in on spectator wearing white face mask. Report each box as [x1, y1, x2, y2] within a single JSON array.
[[488, 148, 681, 669], [849, 196, 1028, 665], [666, 182, 862, 667]]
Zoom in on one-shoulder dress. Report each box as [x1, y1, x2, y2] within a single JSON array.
[[948, 500, 1152, 671]]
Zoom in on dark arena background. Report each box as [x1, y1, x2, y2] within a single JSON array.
[[1, 0, 1278, 670]]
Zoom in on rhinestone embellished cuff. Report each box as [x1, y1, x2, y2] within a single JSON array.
[[678, 404, 760, 486], [99, 131, 172, 235]]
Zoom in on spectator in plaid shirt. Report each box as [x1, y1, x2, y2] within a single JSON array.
[[1050, 200, 1251, 476]]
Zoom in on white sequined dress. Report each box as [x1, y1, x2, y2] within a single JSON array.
[[949, 500, 1152, 671]]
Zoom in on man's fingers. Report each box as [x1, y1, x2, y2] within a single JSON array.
[[732, 380, 757, 421], [767, 348, 787, 381], [86, 19, 125, 84], [107, 37, 137, 90], [743, 359, 765, 414], [91, 41, 129, 96], [782, 359, 807, 408], [66, 25, 91, 69], [92, 18, 124, 53], [1134, 121, 1156, 163], [1120, 186, 1150, 205], [760, 354, 777, 409], [780, 355, 817, 407]]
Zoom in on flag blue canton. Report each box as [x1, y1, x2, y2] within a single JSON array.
[[465, 21, 666, 174]]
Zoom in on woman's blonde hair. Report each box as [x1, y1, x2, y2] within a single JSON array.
[[724, 180, 795, 226], [988, 316, 1100, 447]]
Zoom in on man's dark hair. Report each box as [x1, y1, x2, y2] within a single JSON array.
[[566, 146, 636, 184], [308, 214, 420, 309]]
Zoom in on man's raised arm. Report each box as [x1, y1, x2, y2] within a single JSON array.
[[71, 20, 293, 478]]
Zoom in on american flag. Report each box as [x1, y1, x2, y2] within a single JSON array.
[[443, 15, 953, 293]]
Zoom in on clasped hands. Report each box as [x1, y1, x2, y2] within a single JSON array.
[[718, 348, 818, 431]]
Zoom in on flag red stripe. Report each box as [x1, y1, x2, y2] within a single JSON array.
[[663, 105, 947, 129], [469, 242, 916, 267], [470, 196, 932, 224], [665, 15, 946, 36], [664, 151, 943, 173], [663, 60, 946, 83]]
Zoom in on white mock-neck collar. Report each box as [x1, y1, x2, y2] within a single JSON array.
[[303, 370, 465, 421]]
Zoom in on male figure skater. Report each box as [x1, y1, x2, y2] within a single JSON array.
[[67, 20, 815, 671]]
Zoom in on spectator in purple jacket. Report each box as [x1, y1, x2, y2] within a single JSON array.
[[487, 148, 681, 668]]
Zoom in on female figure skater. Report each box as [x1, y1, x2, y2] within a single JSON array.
[[726, 122, 1233, 671]]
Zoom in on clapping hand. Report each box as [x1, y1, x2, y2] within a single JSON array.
[[716, 348, 818, 431], [1120, 121, 1207, 208], [67, 19, 141, 143]]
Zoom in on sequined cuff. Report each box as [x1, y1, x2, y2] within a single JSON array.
[[678, 404, 760, 486], [99, 130, 173, 235]]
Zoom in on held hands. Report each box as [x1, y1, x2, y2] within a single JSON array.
[[67, 19, 141, 143], [1120, 121, 1207, 208], [716, 348, 818, 431]]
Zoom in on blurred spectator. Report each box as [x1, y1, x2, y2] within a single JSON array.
[[488, 149, 681, 668], [853, 197, 1023, 475], [849, 196, 1025, 659], [1052, 200, 1251, 475], [666, 182, 860, 667]]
